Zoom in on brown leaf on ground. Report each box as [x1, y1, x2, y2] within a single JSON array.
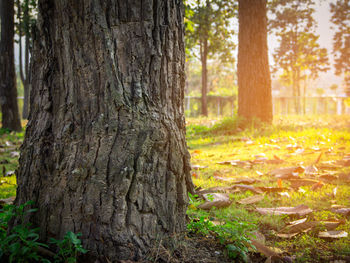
[[251, 231, 266, 244], [203, 193, 230, 202], [191, 165, 208, 170], [338, 173, 350, 182], [322, 219, 346, 231], [318, 231, 348, 239], [319, 174, 338, 182], [304, 165, 318, 175], [336, 159, 350, 167], [231, 160, 252, 168], [277, 221, 318, 238], [257, 187, 289, 193], [256, 205, 313, 217], [217, 160, 234, 165], [197, 200, 232, 210], [287, 217, 307, 225], [331, 207, 350, 216], [10, 151, 20, 158], [287, 178, 320, 188], [311, 181, 325, 191], [0, 196, 15, 206], [233, 177, 260, 185], [238, 195, 264, 205], [231, 184, 263, 194], [196, 186, 233, 195], [269, 166, 305, 177], [317, 161, 341, 170], [250, 239, 281, 259], [213, 176, 236, 182]]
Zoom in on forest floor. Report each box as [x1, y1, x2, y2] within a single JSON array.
[[0, 115, 350, 262]]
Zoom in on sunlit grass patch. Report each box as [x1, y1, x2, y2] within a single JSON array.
[[187, 115, 350, 262]]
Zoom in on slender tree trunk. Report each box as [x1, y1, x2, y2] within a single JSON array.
[[16, 0, 193, 261], [201, 38, 208, 116], [237, 0, 272, 123], [22, 0, 30, 119], [296, 68, 301, 114], [0, 0, 22, 132]]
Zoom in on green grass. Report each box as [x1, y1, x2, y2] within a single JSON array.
[[187, 115, 350, 262], [0, 128, 24, 199]]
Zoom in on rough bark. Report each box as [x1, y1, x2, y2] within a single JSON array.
[[16, 0, 193, 261], [237, 0, 272, 123], [0, 0, 22, 131]]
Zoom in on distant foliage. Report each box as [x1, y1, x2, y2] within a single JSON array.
[[184, 0, 236, 62], [330, 0, 350, 91], [269, 0, 329, 112], [184, 0, 236, 115]]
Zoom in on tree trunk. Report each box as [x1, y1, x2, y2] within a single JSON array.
[[22, 1, 31, 119], [16, 0, 193, 261], [201, 38, 208, 116], [0, 0, 22, 132], [237, 0, 272, 123]]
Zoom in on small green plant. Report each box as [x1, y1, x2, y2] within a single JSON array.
[[0, 128, 11, 136], [0, 201, 88, 263], [187, 216, 255, 262], [0, 201, 49, 263], [50, 231, 88, 263]]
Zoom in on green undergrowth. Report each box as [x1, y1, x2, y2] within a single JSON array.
[[0, 201, 87, 262], [0, 128, 24, 199]]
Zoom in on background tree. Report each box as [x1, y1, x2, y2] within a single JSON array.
[[237, 0, 272, 123], [16, 0, 192, 260], [329, 83, 338, 94], [0, 0, 22, 131], [269, 0, 329, 114], [185, 0, 236, 116], [330, 0, 350, 96], [15, 0, 37, 119]]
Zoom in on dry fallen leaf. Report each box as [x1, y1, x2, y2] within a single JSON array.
[[270, 166, 305, 177], [287, 178, 319, 188], [310, 181, 325, 191], [331, 207, 350, 216], [318, 230, 348, 239], [277, 221, 318, 238], [304, 165, 318, 175], [238, 195, 264, 205], [319, 174, 338, 182], [232, 184, 263, 194], [233, 177, 260, 185], [213, 176, 236, 182], [10, 151, 20, 158], [191, 165, 208, 170], [256, 205, 313, 217], [217, 160, 234, 165], [0, 196, 15, 206], [322, 219, 345, 231], [5, 171, 15, 177], [257, 186, 289, 193], [250, 239, 281, 259], [203, 193, 230, 202], [197, 186, 234, 195]]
